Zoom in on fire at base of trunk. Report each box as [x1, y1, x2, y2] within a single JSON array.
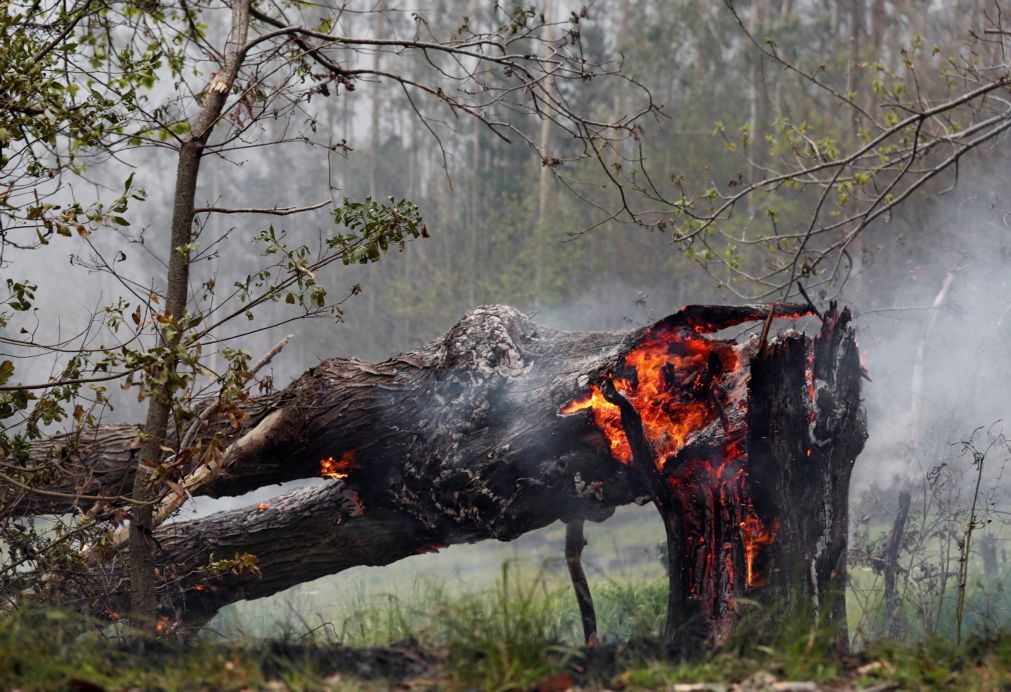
[[561, 313, 817, 643]]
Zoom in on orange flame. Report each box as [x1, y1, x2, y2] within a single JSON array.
[[155, 615, 170, 634], [321, 450, 356, 479], [740, 516, 779, 589], [560, 382, 630, 461], [257, 501, 269, 512], [561, 317, 797, 613], [561, 329, 734, 467]]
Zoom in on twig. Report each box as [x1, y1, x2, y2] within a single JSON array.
[[79, 335, 294, 563], [0, 469, 156, 507], [796, 282, 823, 320], [179, 334, 292, 452], [758, 302, 777, 356], [192, 202, 329, 216]]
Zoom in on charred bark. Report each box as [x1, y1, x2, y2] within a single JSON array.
[[13, 304, 811, 515], [12, 304, 865, 646], [564, 519, 598, 646], [599, 377, 693, 647], [747, 305, 866, 649]]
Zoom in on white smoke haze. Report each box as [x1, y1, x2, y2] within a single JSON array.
[[848, 155, 1011, 496]]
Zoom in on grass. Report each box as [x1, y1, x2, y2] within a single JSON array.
[[0, 610, 273, 690], [211, 504, 669, 640], [3, 507, 1010, 689], [3, 571, 1010, 691]]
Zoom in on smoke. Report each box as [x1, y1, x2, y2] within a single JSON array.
[[848, 152, 1011, 494]]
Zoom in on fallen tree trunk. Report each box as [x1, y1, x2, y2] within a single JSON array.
[[13, 304, 865, 646]]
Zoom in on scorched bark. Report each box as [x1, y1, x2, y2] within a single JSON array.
[[11, 304, 865, 643]]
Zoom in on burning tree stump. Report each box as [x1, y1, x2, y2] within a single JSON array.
[[11, 304, 865, 648], [559, 303, 865, 648], [747, 306, 866, 644]]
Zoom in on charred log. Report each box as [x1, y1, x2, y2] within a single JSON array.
[[10, 304, 865, 647], [599, 377, 692, 647]]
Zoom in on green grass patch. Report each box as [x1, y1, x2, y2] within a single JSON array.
[[2, 580, 1010, 690]]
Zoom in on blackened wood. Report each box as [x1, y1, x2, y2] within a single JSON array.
[[599, 378, 692, 647], [883, 488, 911, 636], [564, 520, 598, 646], [13, 303, 813, 516], [745, 304, 867, 648], [12, 302, 864, 642]]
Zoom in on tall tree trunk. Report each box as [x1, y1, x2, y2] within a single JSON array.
[[535, 0, 554, 307], [849, 0, 865, 141], [129, 0, 252, 630], [466, 0, 482, 309], [369, 2, 383, 199], [748, 0, 770, 182]]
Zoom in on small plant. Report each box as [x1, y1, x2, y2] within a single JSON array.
[[953, 426, 1008, 644], [849, 423, 1010, 643]]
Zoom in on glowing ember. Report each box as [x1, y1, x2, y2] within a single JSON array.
[[415, 543, 448, 555], [257, 502, 269, 512], [740, 515, 779, 589], [560, 329, 734, 466], [560, 312, 807, 623], [155, 615, 170, 634], [321, 450, 356, 479], [806, 351, 817, 423]]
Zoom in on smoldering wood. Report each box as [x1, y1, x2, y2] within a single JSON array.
[[599, 377, 692, 646], [746, 305, 866, 648], [10, 304, 865, 644], [11, 303, 811, 516]]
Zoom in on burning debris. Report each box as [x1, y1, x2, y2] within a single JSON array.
[[561, 309, 816, 641], [320, 451, 356, 479], [561, 327, 739, 464]]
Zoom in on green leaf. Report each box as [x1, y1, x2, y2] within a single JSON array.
[[0, 360, 13, 386]]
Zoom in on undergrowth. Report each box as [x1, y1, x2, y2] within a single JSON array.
[[1, 569, 1009, 690]]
